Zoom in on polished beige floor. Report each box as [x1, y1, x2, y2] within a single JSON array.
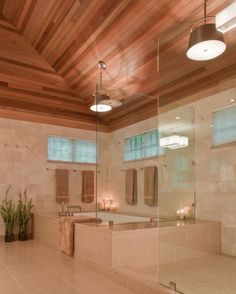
[[0, 240, 137, 294]]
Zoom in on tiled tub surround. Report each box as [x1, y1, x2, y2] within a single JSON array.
[[33, 214, 221, 293], [34, 213, 221, 269], [74, 223, 158, 269], [33, 211, 153, 250], [74, 220, 221, 270]]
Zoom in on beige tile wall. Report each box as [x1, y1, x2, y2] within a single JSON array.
[[98, 115, 195, 218], [97, 117, 164, 216], [0, 118, 97, 235]]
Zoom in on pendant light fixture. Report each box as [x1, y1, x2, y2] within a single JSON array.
[[187, 0, 226, 61], [90, 61, 112, 112], [160, 135, 189, 149]]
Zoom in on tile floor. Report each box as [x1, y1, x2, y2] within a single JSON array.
[[0, 240, 137, 294], [133, 255, 236, 294]]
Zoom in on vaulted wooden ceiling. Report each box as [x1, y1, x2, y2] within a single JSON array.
[[0, 0, 235, 131]]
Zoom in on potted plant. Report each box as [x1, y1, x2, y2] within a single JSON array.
[[0, 186, 17, 242], [17, 189, 33, 241]]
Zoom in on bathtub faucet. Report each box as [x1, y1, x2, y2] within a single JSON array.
[[67, 205, 82, 214], [58, 201, 68, 216], [61, 201, 65, 215]]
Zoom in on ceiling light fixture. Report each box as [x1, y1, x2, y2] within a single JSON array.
[[216, 2, 236, 33], [187, 0, 226, 61], [229, 98, 235, 103], [160, 135, 189, 149], [90, 61, 112, 113]]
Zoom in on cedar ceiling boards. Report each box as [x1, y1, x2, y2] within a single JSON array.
[[0, 0, 235, 131]]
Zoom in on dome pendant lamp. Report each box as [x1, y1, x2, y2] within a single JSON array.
[[187, 0, 226, 61], [90, 61, 112, 112]]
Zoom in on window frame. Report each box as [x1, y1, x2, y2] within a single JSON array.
[[123, 128, 165, 162], [212, 104, 236, 147], [47, 135, 97, 165]]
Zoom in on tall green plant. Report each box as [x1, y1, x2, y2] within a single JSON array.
[[17, 189, 33, 241], [0, 186, 17, 242]]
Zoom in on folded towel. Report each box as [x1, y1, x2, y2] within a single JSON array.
[[144, 166, 158, 207], [125, 168, 137, 205], [55, 169, 69, 203], [82, 170, 94, 203], [59, 216, 99, 256]]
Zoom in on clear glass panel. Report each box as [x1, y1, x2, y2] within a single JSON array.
[[158, 1, 236, 293], [158, 106, 195, 219], [96, 91, 160, 282]]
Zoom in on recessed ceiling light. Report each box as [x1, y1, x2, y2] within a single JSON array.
[[229, 98, 235, 103], [210, 124, 213, 128], [175, 116, 180, 120]]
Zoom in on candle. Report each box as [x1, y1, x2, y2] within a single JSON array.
[[98, 201, 105, 210], [110, 204, 117, 211], [104, 198, 110, 210], [176, 209, 185, 220]]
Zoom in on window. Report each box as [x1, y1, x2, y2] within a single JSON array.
[[48, 136, 96, 163], [124, 130, 164, 161], [212, 105, 236, 146]]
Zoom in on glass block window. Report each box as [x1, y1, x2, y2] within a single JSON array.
[[48, 136, 96, 163], [74, 140, 96, 163], [124, 130, 164, 161], [212, 105, 236, 146]]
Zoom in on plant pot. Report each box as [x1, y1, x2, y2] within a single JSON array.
[[5, 225, 14, 242], [19, 223, 27, 241]]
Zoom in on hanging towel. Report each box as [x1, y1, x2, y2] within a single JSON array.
[[125, 168, 137, 205], [144, 166, 158, 207], [59, 216, 101, 256], [82, 170, 94, 203], [55, 169, 69, 203]]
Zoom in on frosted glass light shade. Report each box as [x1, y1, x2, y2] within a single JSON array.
[[90, 103, 112, 112], [187, 23, 226, 61], [90, 92, 112, 112], [160, 135, 189, 149]]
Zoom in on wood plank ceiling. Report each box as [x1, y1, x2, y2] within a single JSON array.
[[0, 0, 235, 131]]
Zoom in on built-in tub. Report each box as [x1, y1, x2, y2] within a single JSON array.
[[74, 219, 221, 270], [34, 213, 221, 273], [73, 211, 151, 224]]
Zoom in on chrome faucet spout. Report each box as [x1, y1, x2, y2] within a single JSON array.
[[61, 201, 64, 214], [66, 205, 82, 215]]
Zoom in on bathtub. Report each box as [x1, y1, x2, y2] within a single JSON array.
[[73, 211, 151, 224]]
